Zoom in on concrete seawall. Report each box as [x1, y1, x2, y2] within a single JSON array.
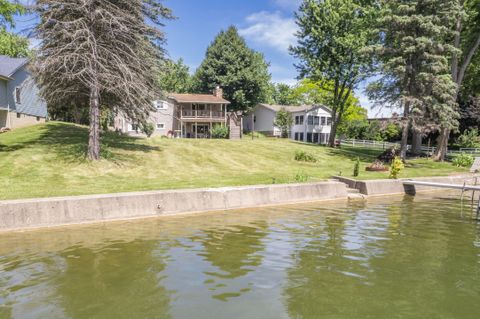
[[0, 181, 348, 232], [334, 174, 478, 196]]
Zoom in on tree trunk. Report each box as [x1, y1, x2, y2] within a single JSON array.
[[433, 127, 450, 161], [399, 121, 409, 160], [328, 116, 338, 147], [411, 129, 423, 155], [88, 84, 101, 160]]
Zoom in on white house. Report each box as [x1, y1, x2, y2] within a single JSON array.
[[244, 104, 332, 144]]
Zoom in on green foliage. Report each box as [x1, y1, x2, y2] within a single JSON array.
[[389, 156, 405, 179], [269, 83, 296, 105], [294, 150, 317, 163], [0, 28, 29, 57], [452, 153, 474, 167], [275, 107, 293, 138], [141, 123, 155, 138], [193, 26, 271, 111], [353, 157, 360, 177], [457, 128, 480, 148], [368, 0, 459, 155], [100, 109, 114, 132], [363, 120, 383, 141], [244, 131, 266, 139], [210, 125, 229, 139], [0, 0, 25, 28], [294, 172, 310, 182], [158, 58, 192, 93], [382, 123, 401, 141], [291, 0, 376, 146], [0, 0, 28, 58]]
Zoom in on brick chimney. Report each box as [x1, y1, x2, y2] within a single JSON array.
[[213, 86, 223, 98]]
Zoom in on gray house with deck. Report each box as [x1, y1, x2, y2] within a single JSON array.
[[0, 55, 48, 130]]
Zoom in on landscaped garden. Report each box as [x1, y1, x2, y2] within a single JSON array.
[[0, 122, 468, 200]]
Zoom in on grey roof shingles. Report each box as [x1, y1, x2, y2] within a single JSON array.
[[0, 55, 29, 79]]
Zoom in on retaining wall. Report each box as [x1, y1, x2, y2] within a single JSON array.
[[334, 174, 477, 196], [0, 181, 347, 232]]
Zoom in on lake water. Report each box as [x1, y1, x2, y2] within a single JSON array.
[[1, 192, 480, 318]]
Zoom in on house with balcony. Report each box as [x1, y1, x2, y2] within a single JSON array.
[[114, 87, 241, 139], [244, 104, 332, 144]]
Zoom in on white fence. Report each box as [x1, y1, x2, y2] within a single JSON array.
[[340, 139, 480, 156]]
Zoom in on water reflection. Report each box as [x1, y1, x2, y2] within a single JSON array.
[[0, 193, 480, 318]]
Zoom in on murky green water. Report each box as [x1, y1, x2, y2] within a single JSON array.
[[1, 192, 480, 318]]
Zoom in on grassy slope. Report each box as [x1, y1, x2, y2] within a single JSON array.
[[0, 122, 468, 200]]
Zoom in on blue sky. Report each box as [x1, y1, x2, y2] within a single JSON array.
[[12, 0, 391, 117]]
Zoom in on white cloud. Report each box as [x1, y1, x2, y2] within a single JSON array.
[[239, 11, 298, 54]]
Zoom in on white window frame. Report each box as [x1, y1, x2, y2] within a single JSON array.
[[156, 123, 165, 130], [154, 100, 168, 110]]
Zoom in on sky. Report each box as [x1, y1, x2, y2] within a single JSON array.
[[12, 0, 393, 117]]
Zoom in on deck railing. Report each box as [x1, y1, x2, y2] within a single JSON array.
[[181, 110, 225, 119]]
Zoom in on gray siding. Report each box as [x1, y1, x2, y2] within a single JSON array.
[[7, 68, 47, 118], [0, 79, 7, 108]]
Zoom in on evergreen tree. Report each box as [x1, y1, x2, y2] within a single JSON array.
[[368, 0, 459, 159], [434, 0, 480, 160], [158, 58, 192, 93], [193, 26, 271, 112], [33, 0, 172, 160], [291, 0, 376, 147]]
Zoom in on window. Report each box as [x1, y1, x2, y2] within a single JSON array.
[[307, 116, 314, 125], [154, 100, 168, 110], [313, 116, 320, 125], [16, 113, 21, 118], [129, 124, 139, 131], [157, 123, 165, 130], [299, 133, 304, 141], [306, 133, 313, 143], [36, 116, 40, 121], [15, 87, 21, 104], [327, 117, 332, 125], [321, 117, 326, 125], [313, 133, 320, 144], [295, 115, 304, 125]]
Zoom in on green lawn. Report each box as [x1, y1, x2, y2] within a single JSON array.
[[0, 122, 468, 200]]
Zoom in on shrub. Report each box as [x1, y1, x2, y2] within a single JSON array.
[[353, 157, 360, 177], [452, 153, 474, 167], [457, 128, 480, 148], [294, 172, 309, 182], [389, 156, 404, 179], [294, 150, 317, 162], [211, 125, 229, 139], [141, 122, 155, 137]]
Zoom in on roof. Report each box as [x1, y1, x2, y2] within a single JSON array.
[[258, 103, 331, 114], [0, 55, 29, 79], [168, 93, 230, 104]]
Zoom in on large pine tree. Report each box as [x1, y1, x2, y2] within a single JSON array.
[[33, 0, 172, 160], [193, 26, 271, 112], [368, 0, 459, 159]]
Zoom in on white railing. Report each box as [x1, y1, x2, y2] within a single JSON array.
[[341, 139, 480, 156]]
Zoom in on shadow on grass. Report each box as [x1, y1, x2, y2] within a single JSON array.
[[326, 146, 382, 162], [0, 122, 161, 163]]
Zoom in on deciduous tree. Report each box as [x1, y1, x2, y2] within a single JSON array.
[[0, 0, 29, 57], [291, 0, 376, 147], [158, 58, 192, 93]]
